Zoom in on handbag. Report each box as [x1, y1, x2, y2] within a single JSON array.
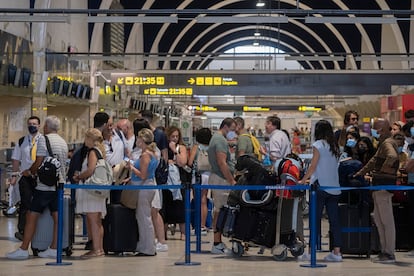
[[84, 148, 113, 199], [120, 182, 138, 209]]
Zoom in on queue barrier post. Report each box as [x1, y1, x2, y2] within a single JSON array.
[[46, 182, 72, 266]]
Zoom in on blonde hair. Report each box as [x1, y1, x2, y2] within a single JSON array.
[[137, 128, 156, 153], [85, 128, 106, 159]]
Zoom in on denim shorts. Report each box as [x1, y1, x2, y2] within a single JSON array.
[[30, 189, 59, 213]]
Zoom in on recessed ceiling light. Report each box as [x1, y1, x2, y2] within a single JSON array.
[[254, 32, 261, 36], [256, 1, 265, 8]]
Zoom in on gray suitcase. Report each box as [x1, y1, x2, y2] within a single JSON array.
[[31, 195, 73, 256]]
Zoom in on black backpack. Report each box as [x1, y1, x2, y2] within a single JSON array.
[[155, 158, 168, 185], [37, 136, 61, 186]]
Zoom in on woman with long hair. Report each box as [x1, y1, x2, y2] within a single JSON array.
[[127, 128, 159, 256], [74, 128, 107, 258], [298, 120, 342, 262]]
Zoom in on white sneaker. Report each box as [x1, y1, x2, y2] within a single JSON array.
[[211, 242, 231, 255], [323, 251, 343, 262], [38, 247, 57, 259], [6, 248, 29, 260], [297, 252, 311, 262], [156, 242, 168, 252]]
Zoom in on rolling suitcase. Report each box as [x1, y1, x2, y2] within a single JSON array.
[[393, 203, 411, 250], [216, 205, 239, 237], [31, 195, 74, 256], [335, 201, 371, 257], [103, 204, 138, 255]]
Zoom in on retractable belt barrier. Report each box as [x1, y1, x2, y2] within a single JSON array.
[[49, 183, 414, 268]]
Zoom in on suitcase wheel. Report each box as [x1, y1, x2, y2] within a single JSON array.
[[64, 248, 73, 257], [290, 245, 304, 257], [31, 247, 40, 257], [272, 249, 288, 261], [231, 242, 244, 257]]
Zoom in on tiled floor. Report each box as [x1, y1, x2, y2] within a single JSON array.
[[0, 213, 414, 276]]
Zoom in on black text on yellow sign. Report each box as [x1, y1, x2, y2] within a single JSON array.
[[117, 76, 165, 86], [298, 106, 322, 112], [243, 106, 270, 112], [143, 87, 193, 96], [187, 77, 238, 86], [195, 106, 218, 111]]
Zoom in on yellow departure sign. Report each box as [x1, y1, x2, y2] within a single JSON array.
[[195, 106, 218, 111], [116, 76, 165, 86], [243, 106, 270, 112], [298, 106, 322, 112], [143, 87, 193, 96], [187, 77, 238, 86]]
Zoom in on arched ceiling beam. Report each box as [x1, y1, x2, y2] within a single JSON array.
[[195, 36, 317, 70], [182, 25, 319, 69]]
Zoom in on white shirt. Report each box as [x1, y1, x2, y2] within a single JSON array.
[[269, 129, 291, 161]]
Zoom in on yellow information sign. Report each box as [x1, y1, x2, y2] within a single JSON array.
[[143, 87, 193, 96], [243, 106, 270, 112], [116, 76, 165, 86], [298, 106, 322, 112], [187, 77, 238, 86], [195, 106, 218, 111]]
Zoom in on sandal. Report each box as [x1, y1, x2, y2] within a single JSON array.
[[80, 250, 104, 259]]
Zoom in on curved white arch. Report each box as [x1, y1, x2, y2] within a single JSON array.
[[124, 0, 157, 70], [89, 0, 113, 102], [196, 36, 316, 70], [190, 26, 328, 70]]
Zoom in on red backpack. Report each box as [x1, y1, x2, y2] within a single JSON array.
[[275, 158, 302, 199]]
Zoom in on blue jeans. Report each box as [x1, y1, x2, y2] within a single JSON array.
[[316, 190, 342, 248]]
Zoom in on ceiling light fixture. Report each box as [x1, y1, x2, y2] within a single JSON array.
[[254, 31, 261, 36], [196, 16, 288, 24], [284, 56, 345, 61], [87, 16, 178, 23], [253, 41, 260, 46], [0, 15, 69, 23], [305, 16, 397, 24], [256, 1, 265, 8]]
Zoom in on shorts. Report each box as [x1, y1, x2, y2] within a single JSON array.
[[151, 190, 162, 210], [30, 189, 58, 213], [208, 173, 230, 211]]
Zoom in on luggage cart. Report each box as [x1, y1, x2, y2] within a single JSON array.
[[230, 173, 305, 261]]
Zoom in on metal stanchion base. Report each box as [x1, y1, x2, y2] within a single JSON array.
[[46, 262, 72, 266], [175, 261, 201, 266], [191, 250, 211, 254], [300, 263, 327, 268]]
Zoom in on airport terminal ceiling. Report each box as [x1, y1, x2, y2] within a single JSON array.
[[21, 1, 414, 109]]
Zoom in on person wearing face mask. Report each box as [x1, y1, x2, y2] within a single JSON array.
[[339, 130, 360, 161], [401, 121, 414, 256], [9, 116, 47, 241], [208, 118, 237, 254], [354, 131, 405, 263], [355, 137, 376, 165], [370, 118, 392, 148], [264, 115, 291, 163]]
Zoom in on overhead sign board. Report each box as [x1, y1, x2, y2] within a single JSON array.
[[111, 71, 414, 96]]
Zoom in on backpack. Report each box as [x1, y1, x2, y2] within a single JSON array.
[[195, 146, 211, 172], [84, 148, 113, 198], [240, 133, 263, 161], [37, 136, 61, 187], [155, 158, 169, 185], [275, 157, 302, 199]]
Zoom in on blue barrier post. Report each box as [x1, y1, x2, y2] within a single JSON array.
[[301, 183, 326, 268], [175, 181, 201, 266], [46, 183, 71, 266], [194, 183, 202, 252]]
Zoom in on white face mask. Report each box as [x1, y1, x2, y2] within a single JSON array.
[[226, 131, 237, 140], [406, 137, 414, 145]]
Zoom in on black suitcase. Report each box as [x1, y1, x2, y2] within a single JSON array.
[[336, 201, 371, 257], [103, 204, 138, 255], [216, 205, 239, 237], [393, 203, 411, 251], [232, 206, 258, 242]]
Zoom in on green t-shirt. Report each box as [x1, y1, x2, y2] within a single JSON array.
[[237, 133, 254, 158], [208, 132, 231, 179]]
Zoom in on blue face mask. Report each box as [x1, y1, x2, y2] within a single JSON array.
[[371, 129, 380, 139], [346, 139, 357, 148], [226, 131, 237, 140], [397, 146, 403, 154], [411, 127, 414, 137], [28, 125, 38, 134]]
